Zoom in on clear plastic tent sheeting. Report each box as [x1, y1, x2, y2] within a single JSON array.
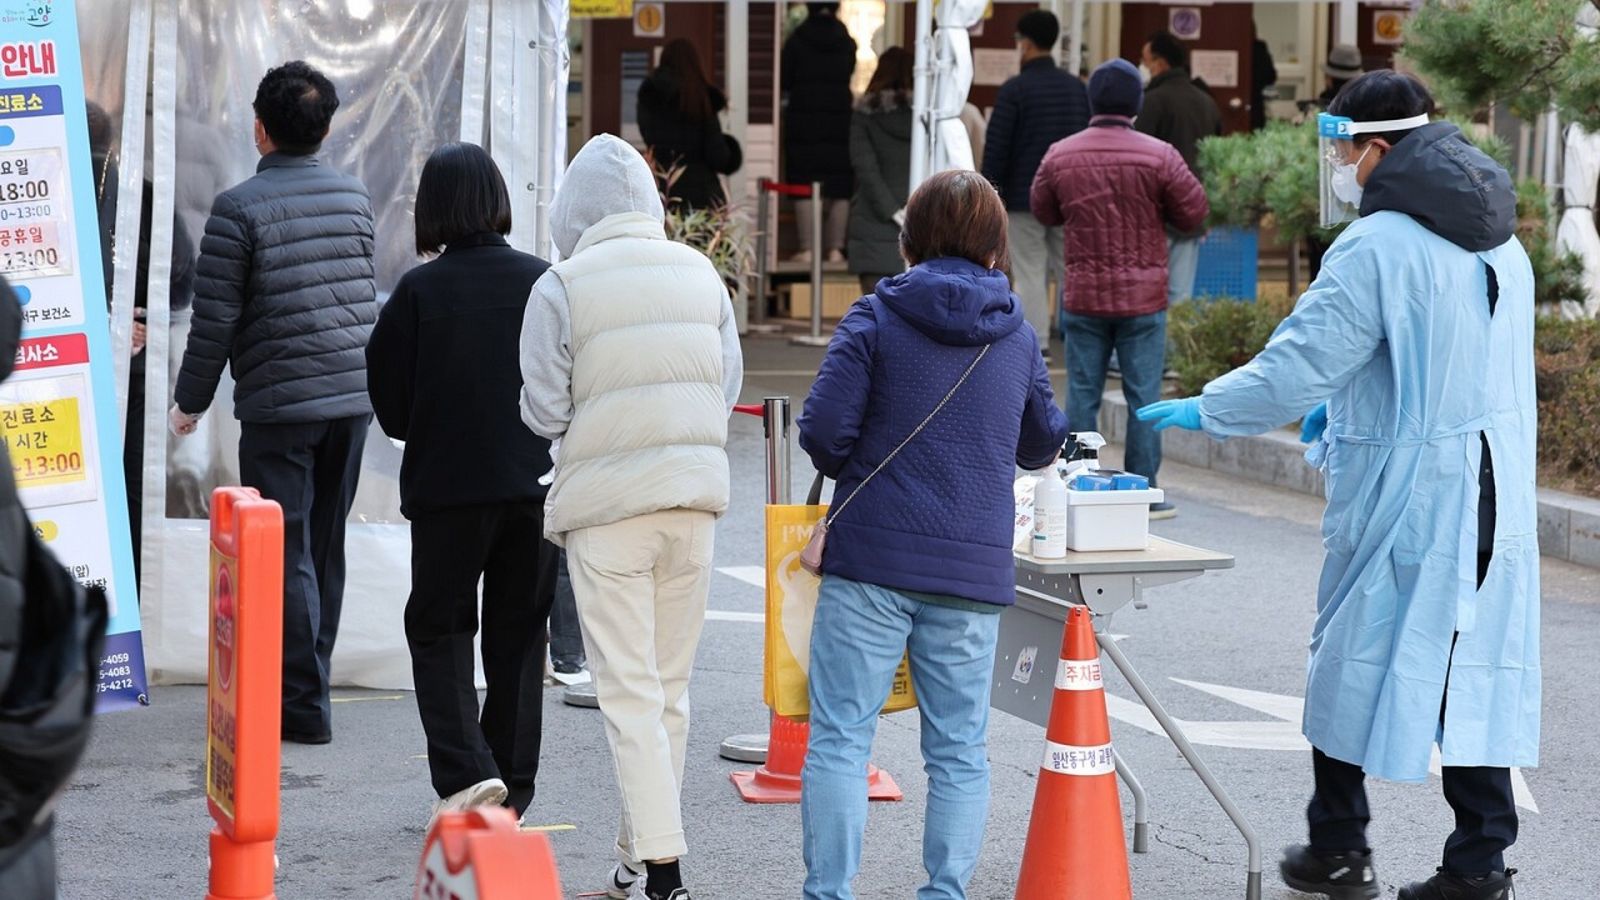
[[80, 0, 568, 690], [1557, 4, 1600, 320], [1558, 124, 1600, 320]]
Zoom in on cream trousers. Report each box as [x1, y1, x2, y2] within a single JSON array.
[[566, 508, 716, 865]]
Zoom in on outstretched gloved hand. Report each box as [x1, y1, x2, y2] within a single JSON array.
[[1135, 398, 1202, 432], [1300, 403, 1329, 444]]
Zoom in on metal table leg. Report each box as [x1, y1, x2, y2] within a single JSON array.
[[1098, 632, 1262, 900], [1114, 749, 1150, 853]]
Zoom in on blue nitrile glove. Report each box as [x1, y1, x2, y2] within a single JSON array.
[[1135, 398, 1202, 432], [1299, 403, 1328, 444]]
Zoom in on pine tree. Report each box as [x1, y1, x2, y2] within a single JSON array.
[[1404, 0, 1600, 131]]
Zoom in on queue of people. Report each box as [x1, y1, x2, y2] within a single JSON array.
[[52, 26, 1534, 900]]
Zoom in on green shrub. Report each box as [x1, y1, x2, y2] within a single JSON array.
[[1167, 295, 1294, 396], [1534, 317, 1600, 496]]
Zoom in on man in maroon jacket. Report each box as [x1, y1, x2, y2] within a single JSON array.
[[1030, 58, 1208, 518]]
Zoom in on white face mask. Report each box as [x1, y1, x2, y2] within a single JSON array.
[[1331, 144, 1373, 206], [1138, 63, 1152, 85]]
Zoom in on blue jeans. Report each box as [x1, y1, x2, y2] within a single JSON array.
[[801, 576, 1001, 900], [1064, 310, 1166, 485], [1167, 235, 1202, 305]]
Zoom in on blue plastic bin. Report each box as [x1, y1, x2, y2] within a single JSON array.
[[1191, 226, 1258, 300]]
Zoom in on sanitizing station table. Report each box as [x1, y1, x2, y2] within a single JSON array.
[[992, 537, 1263, 900]]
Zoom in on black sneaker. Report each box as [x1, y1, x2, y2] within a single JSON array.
[[1279, 845, 1380, 900], [1398, 868, 1516, 900]]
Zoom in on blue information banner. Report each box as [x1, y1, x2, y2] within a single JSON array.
[[0, 0, 146, 709]]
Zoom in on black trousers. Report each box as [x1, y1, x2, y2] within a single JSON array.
[[547, 549, 585, 669], [238, 415, 369, 737], [1308, 747, 1518, 874], [406, 502, 558, 815]]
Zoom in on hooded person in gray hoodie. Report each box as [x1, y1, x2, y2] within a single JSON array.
[[518, 134, 742, 900]]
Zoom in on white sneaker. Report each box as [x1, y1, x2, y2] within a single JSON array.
[[606, 863, 646, 899], [428, 777, 508, 826], [826, 248, 846, 264], [789, 250, 813, 265]]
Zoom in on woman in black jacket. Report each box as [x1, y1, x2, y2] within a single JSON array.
[[366, 143, 559, 825], [783, 3, 856, 262], [638, 39, 742, 210], [847, 47, 913, 291]]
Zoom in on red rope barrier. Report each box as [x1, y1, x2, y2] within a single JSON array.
[[733, 403, 764, 418], [759, 180, 815, 198]]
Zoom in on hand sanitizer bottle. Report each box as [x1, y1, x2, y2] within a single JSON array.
[[1032, 466, 1069, 559]]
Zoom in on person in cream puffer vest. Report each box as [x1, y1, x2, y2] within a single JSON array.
[[518, 134, 742, 900]]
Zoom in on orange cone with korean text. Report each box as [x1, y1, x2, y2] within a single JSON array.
[[1014, 606, 1132, 900]]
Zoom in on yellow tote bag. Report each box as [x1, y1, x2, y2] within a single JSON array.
[[763, 504, 917, 719]]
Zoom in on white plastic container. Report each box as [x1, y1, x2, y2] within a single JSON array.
[[1031, 469, 1069, 559], [1064, 487, 1165, 552]]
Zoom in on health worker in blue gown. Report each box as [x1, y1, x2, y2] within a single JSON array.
[[1138, 71, 1538, 900]]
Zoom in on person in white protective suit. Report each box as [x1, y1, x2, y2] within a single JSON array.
[[1138, 71, 1536, 900]]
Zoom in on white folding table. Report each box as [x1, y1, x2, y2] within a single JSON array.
[[992, 537, 1262, 900]]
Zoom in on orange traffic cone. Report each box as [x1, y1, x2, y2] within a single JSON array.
[[730, 713, 902, 803], [1015, 606, 1132, 900]]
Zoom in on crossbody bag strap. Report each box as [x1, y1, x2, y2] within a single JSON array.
[[823, 343, 990, 528]]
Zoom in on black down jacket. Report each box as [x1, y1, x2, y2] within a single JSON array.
[[174, 152, 377, 424], [782, 13, 857, 199], [638, 75, 743, 210], [981, 57, 1091, 211]]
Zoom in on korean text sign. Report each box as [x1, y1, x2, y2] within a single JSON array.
[[0, 0, 145, 708]]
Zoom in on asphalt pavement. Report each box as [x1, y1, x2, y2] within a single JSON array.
[[54, 333, 1600, 899]]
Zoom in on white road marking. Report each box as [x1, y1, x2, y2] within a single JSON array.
[[1105, 678, 1538, 813], [717, 566, 767, 589], [706, 610, 763, 623]]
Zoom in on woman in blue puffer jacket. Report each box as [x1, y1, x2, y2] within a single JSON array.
[[797, 169, 1069, 900]]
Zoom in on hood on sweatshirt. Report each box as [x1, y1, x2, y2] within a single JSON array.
[[1359, 122, 1517, 252], [551, 134, 664, 259], [873, 257, 1024, 348]]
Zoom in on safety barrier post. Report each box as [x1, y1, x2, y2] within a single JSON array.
[[719, 399, 789, 763], [205, 487, 284, 900], [748, 178, 781, 334], [413, 807, 562, 899], [726, 398, 899, 803], [790, 181, 831, 347]]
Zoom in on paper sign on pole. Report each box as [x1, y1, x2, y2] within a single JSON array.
[[0, 0, 145, 709]]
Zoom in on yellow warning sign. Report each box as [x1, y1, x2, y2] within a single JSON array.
[[572, 0, 632, 19]]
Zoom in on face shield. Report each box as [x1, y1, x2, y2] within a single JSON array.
[[1317, 111, 1431, 227]]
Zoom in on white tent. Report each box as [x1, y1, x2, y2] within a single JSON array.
[[1556, 4, 1600, 320], [84, 0, 569, 688]]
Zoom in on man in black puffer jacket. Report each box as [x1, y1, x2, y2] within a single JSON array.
[[171, 60, 376, 746], [982, 10, 1089, 352]]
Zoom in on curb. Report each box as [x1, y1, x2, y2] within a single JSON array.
[[1096, 392, 1600, 570]]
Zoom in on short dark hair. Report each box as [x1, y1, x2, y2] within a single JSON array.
[[1146, 31, 1188, 70], [900, 170, 1009, 270], [414, 142, 512, 255], [1328, 69, 1436, 147], [807, 3, 839, 17], [253, 60, 339, 155], [1016, 10, 1060, 52]]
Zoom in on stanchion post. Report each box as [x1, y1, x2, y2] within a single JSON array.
[[751, 178, 777, 333], [719, 398, 789, 763], [790, 182, 831, 347], [205, 487, 284, 900]]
